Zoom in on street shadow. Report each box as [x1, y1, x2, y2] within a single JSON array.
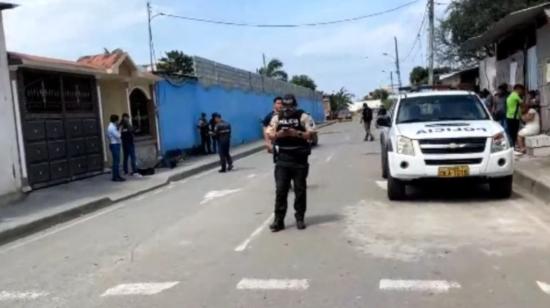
[[404, 181, 523, 204]]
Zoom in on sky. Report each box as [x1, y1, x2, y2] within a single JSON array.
[[2, 0, 449, 98]]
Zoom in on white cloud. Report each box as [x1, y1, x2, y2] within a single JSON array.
[[3, 0, 145, 58]]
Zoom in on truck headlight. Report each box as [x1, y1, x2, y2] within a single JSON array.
[[396, 136, 415, 156], [491, 132, 509, 153]]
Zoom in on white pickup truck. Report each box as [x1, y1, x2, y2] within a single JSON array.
[[377, 90, 514, 200]]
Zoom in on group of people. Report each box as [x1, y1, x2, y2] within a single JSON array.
[[480, 84, 541, 154], [197, 112, 234, 173], [107, 113, 140, 182]]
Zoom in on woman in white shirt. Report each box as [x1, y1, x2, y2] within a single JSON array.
[[516, 104, 540, 154]]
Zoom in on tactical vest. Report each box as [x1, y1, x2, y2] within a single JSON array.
[[275, 110, 310, 151]]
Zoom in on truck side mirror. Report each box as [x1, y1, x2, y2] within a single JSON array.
[[377, 116, 391, 127]]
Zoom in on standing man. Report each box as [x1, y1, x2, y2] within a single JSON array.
[[213, 113, 233, 173], [120, 113, 139, 176], [494, 84, 509, 130], [267, 94, 315, 232], [263, 96, 283, 153], [197, 113, 211, 154], [360, 103, 374, 141], [209, 113, 218, 154], [107, 115, 125, 182], [506, 84, 525, 148]]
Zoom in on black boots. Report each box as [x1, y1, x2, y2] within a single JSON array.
[[296, 220, 307, 230], [269, 218, 285, 232]]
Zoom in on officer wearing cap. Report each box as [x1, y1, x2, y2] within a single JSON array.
[[267, 94, 315, 232]]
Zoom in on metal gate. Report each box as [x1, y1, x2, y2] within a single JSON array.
[[17, 69, 104, 189]]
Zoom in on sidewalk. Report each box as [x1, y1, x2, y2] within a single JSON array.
[[0, 140, 265, 245], [514, 155, 550, 205], [0, 121, 337, 245]]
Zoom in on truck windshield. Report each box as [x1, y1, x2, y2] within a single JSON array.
[[396, 95, 490, 124]]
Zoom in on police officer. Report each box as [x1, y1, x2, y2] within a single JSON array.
[[213, 113, 233, 173], [267, 94, 315, 232]]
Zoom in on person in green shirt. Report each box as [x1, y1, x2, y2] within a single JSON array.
[[506, 84, 525, 148]]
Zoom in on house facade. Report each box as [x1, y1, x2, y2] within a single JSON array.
[[466, 3, 550, 130]]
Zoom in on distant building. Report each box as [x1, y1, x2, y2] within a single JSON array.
[[438, 67, 479, 91]]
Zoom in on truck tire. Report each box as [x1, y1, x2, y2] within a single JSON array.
[[388, 175, 407, 201], [489, 176, 513, 199], [381, 151, 389, 179]]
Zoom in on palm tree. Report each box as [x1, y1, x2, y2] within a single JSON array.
[[257, 58, 288, 82], [330, 87, 354, 111], [157, 50, 194, 76]]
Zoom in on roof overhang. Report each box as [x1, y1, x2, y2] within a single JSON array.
[[8, 52, 107, 77], [0, 2, 17, 10], [464, 2, 550, 50], [439, 67, 478, 81]]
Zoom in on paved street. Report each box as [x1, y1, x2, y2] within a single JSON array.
[[1, 121, 550, 308]]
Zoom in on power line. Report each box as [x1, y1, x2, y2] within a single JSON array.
[[156, 0, 418, 28], [402, 2, 428, 63]]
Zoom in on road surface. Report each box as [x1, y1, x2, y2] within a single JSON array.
[[1, 121, 550, 307]]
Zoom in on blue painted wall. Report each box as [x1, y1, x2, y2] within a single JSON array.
[[156, 79, 324, 154]]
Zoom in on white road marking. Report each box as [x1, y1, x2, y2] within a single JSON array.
[[135, 195, 147, 202], [537, 281, 550, 294], [200, 189, 242, 205], [234, 214, 274, 252], [325, 154, 335, 163], [379, 279, 461, 293], [511, 201, 550, 234], [236, 279, 309, 291], [0, 291, 49, 301], [167, 183, 176, 190], [0, 203, 127, 255], [376, 180, 387, 191], [101, 282, 179, 297], [152, 188, 164, 195], [247, 174, 257, 179]]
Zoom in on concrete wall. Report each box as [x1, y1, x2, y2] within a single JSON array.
[[0, 13, 22, 201], [537, 23, 550, 131], [496, 50, 524, 87], [156, 79, 325, 153]]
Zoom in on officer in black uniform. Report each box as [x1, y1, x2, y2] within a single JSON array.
[[267, 94, 315, 232], [213, 113, 233, 173]]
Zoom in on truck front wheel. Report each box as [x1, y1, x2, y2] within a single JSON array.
[[388, 176, 407, 201], [489, 176, 513, 199]]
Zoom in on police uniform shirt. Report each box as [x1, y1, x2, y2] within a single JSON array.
[[267, 113, 315, 135]]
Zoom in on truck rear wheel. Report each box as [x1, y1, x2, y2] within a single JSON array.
[[388, 176, 407, 201], [489, 176, 513, 199]]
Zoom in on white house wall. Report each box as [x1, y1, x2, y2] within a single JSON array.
[[0, 13, 22, 199], [537, 23, 550, 131], [496, 50, 525, 87], [479, 57, 497, 93]]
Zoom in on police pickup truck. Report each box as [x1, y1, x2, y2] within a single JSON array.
[[377, 90, 514, 200]]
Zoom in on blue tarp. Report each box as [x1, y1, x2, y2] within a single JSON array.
[[156, 79, 324, 154]]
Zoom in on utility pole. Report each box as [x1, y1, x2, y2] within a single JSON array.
[[428, 0, 435, 85], [262, 53, 267, 73], [147, 1, 154, 72], [394, 37, 403, 89], [390, 71, 394, 92]]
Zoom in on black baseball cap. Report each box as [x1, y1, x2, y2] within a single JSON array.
[[282, 94, 297, 106]]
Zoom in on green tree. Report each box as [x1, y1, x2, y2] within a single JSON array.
[[437, 0, 547, 66], [410, 66, 429, 85], [290, 74, 317, 90], [329, 87, 354, 111], [157, 50, 194, 75], [257, 58, 288, 82], [369, 88, 390, 101]]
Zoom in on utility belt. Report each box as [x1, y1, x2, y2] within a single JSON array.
[[273, 145, 311, 163]]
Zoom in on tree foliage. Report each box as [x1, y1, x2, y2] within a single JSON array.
[[437, 0, 547, 66], [290, 74, 317, 90], [257, 58, 288, 81], [157, 50, 194, 76], [369, 88, 390, 101], [329, 87, 354, 111], [409, 66, 452, 85]]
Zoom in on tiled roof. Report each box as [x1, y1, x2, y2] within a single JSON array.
[[77, 51, 126, 70], [8, 52, 104, 72]]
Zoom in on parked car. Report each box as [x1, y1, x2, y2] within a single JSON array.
[[377, 90, 513, 200], [337, 110, 353, 121]]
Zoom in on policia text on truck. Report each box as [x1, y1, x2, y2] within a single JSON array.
[[267, 94, 316, 232]]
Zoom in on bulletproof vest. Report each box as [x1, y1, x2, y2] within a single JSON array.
[[275, 110, 309, 149]]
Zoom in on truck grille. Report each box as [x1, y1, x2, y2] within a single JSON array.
[[425, 158, 483, 166], [419, 138, 487, 154]]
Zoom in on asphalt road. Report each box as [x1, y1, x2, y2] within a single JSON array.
[[1, 121, 550, 308]]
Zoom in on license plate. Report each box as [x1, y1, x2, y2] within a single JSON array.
[[438, 166, 470, 178]]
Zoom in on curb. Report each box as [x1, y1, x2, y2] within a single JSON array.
[[514, 169, 550, 205], [0, 121, 337, 246]]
